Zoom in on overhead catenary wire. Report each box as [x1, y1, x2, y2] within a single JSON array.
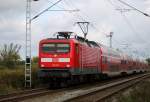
[[45, 0, 84, 22], [44, 0, 79, 12], [31, 0, 63, 21], [117, 0, 150, 17], [45, 0, 69, 10]]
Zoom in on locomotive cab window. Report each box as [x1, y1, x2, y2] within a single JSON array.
[[42, 43, 70, 53], [57, 44, 70, 53]]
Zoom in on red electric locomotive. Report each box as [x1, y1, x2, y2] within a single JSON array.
[[38, 32, 101, 85], [38, 32, 148, 87]]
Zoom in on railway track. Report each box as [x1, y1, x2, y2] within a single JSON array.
[[0, 73, 149, 102], [64, 73, 150, 102]]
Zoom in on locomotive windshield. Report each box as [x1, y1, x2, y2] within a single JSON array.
[[42, 43, 70, 53]]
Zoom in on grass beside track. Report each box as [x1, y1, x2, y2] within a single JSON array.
[[0, 64, 41, 95], [118, 80, 150, 102]]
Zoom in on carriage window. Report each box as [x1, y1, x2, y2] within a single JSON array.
[[42, 43, 70, 53]]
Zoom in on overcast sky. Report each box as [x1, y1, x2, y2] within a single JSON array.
[[0, 0, 150, 60]]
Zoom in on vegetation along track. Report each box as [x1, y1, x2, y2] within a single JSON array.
[[64, 73, 150, 102]]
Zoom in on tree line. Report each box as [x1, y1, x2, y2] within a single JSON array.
[[0, 43, 38, 68]]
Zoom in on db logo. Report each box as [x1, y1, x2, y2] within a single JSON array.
[[52, 64, 59, 67]]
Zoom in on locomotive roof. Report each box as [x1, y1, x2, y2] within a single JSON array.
[[44, 32, 100, 48]]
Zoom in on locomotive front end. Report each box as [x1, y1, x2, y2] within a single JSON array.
[[38, 33, 75, 78], [40, 42, 71, 69]]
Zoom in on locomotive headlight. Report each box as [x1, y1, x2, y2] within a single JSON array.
[[41, 64, 45, 67], [66, 64, 70, 67], [59, 58, 70, 62], [41, 58, 52, 62]]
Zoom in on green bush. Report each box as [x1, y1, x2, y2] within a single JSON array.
[[0, 68, 23, 95], [0, 64, 41, 95]]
